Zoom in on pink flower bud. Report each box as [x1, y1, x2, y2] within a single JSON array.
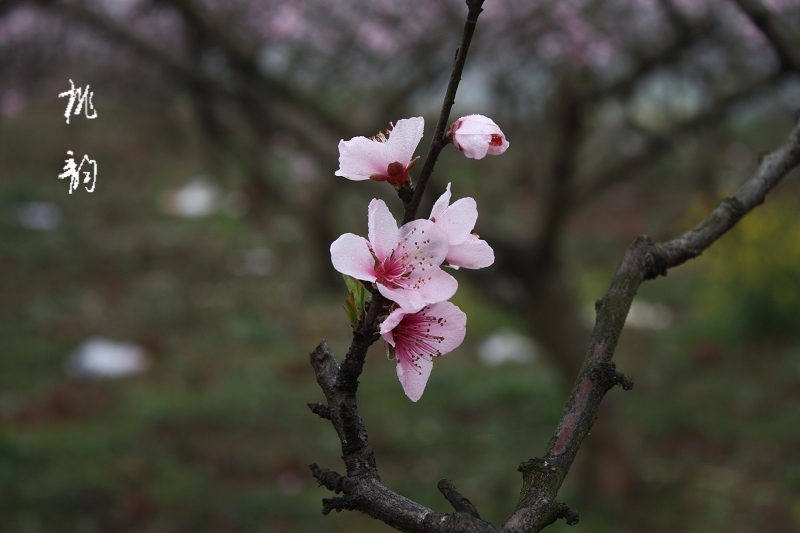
[[449, 114, 509, 160]]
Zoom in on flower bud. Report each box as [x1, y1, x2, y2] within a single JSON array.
[[449, 115, 509, 160]]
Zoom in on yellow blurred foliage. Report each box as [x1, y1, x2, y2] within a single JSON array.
[[690, 193, 800, 340]]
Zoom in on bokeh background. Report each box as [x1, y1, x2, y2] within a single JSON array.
[[2, 0, 800, 532]]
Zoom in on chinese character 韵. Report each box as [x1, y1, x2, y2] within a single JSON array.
[[58, 79, 97, 124], [59, 151, 97, 193]]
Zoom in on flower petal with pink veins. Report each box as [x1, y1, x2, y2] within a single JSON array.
[[378, 267, 457, 312], [368, 199, 399, 262], [445, 234, 495, 270], [331, 198, 457, 312], [379, 307, 406, 341], [334, 117, 424, 181], [375, 219, 454, 311], [429, 183, 494, 270], [330, 233, 377, 282], [436, 197, 478, 245], [381, 302, 467, 401], [429, 182, 452, 221], [334, 137, 388, 180], [395, 218, 449, 266], [396, 352, 433, 402], [384, 117, 424, 166]]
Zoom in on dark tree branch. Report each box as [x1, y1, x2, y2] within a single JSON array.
[[733, 0, 800, 73], [402, 0, 486, 224], [503, 118, 800, 533], [309, 338, 499, 532], [438, 479, 481, 518]]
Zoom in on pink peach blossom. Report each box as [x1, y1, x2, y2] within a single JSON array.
[[429, 183, 494, 270], [381, 301, 467, 402], [449, 114, 509, 160], [335, 117, 423, 184], [330, 199, 457, 311]]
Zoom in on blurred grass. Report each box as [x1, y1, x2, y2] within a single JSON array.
[[1, 102, 800, 533]]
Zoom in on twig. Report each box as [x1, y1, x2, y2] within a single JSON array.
[[402, 0, 486, 224], [438, 479, 482, 518]]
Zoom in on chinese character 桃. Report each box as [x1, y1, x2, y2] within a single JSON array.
[[58, 79, 97, 124]]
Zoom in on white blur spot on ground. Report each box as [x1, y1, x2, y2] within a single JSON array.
[[64, 337, 150, 379], [477, 330, 538, 367], [161, 176, 221, 218], [12, 202, 62, 230]]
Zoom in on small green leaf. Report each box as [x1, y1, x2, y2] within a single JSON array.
[[343, 294, 359, 329], [386, 343, 397, 360], [342, 275, 367, 318]]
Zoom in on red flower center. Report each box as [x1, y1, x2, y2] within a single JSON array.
[[396, 311, 446, 361]]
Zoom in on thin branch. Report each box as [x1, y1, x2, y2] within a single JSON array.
[[438, 479, 482, 518], [402, 0, 486, 224], [503, 118, 800, 533]]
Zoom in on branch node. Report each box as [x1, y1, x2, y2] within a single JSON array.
[[633, 235, 668, 280], [310, 340, 339, 393], [589, 362, 634, 392], [437, 479, 481, 518], [307, 402, 331, 419], [554, 502, 580, 526], [517, 458, 541, 474], [722, 195, 746, 216], [321, 495, 362, 515], [466, 0, 485, 18], [310, 464, 347, 493]]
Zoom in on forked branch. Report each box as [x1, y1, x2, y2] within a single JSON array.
[[310, 116, 800, 531], [307, 0, 800, 528]]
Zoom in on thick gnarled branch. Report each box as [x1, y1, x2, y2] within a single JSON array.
[[504, 118, 800, 532]]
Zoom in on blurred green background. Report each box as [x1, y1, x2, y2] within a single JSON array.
[[1, 1, 800, 532]]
